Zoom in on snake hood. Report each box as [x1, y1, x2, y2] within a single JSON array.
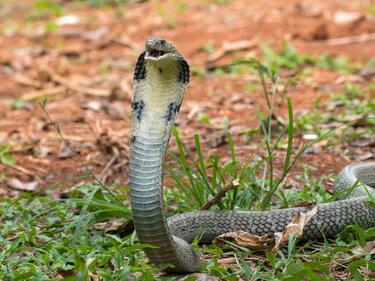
[[131, 38, 189, 147]]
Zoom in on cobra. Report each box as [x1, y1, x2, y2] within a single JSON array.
[[129, 37, 375, 273]]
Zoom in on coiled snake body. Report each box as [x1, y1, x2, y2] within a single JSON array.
[[129, 38, 375, 273]]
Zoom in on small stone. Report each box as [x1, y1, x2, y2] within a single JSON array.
[[304, 146, 321, 154], [55, 15, 80, 26], [333, 11, 364, 25], [81, 100, 103, 111]]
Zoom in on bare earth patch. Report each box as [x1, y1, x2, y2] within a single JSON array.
[[0, 0, 373, 198]]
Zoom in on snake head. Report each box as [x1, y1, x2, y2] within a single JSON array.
[[145, 37, 180, 61]]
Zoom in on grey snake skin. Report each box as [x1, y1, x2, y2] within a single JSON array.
[[129, 38, 375, 273]]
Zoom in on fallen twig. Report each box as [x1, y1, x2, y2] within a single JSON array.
[[44, 67, 111, 97], [200, 179, 240, 210], [207, 39, 258, 63], [11, 73, 43, 88], [5, 163, 35, 177], [315, 32, 375, 46], [99, 154, 118, 183], [22, 86, 65, 101]]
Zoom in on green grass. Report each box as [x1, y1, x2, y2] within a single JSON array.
[[0, 144, 15, 165], [26, 0, 64, 22], [296, 83, 375, 144], [206, 42, 356, 78], [365, 6, 375, 16], [260, 42, 354, 74], [2, 153, 374, 280], [0, 186, 161, 280]]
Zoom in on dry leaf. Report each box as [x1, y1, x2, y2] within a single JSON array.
[[104, 102, 126, 118], [207, 129, 228, 148], [358, 152, 374, 161], [43, 66, 111, 96], [273, 206, 318, 251], [218, 257, 236, 265], [212, 207, 319, 251], [94, 219, 129, 232], [353, 241, 375, 255], [82, 27, 108, 41], [349, 137, 375, 148], [213, 231, 274, 251], [334, 241, 375, 265], [359, 65, 375, 78], [58, 145, 74, 159], [7, 178, 38, 191]]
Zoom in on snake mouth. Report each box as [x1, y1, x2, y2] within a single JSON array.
[[145, 48, 169, 60]]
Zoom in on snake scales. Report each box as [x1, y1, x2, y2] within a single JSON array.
[[129, 38, 375, 273]]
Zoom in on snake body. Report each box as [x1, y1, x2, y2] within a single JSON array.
[[129, 38, 375, 273]]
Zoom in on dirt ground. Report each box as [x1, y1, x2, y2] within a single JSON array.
[[0, 0, 374, 197]]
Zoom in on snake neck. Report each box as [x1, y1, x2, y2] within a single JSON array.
[[129, 52, 200, 272]]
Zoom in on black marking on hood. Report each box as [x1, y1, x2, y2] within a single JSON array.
[[131, 100, 145, 121], [175, 103, 181, 113], [134, 51, 146, 80], [165, 102, 182, 121], [166, 103, 175, 121], [178, 58, 190, 84]]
